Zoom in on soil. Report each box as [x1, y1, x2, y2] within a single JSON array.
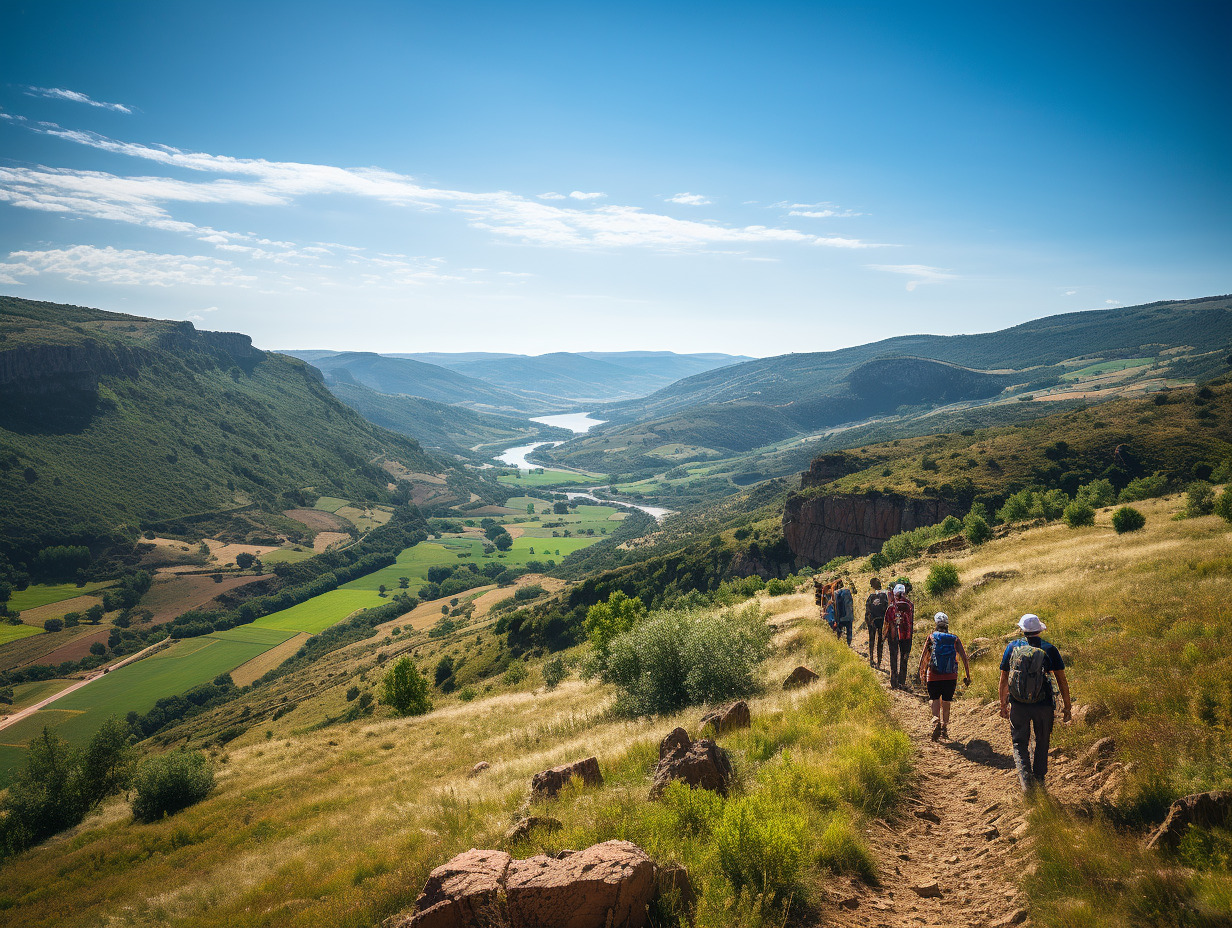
[[312, 531, 351, 552], [283, 508, 349, 533]]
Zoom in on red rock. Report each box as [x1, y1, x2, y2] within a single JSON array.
[[405, 848, 511, 927], [531, 756, 603, 800], [1146, 790, 1232, 850], [648, 735, 732, 799], [783, 665, 819, 689], [699, 700, 751, 735], [658, 727, 690, 760], [505, 840, 656, 928]]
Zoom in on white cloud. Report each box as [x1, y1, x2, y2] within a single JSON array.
[[1065, 290, 1077, 295], [24, 87, 133, 114], [1105, 299, 1120, 305], [186, 313, 205, 322], [789, 208, 861, 218], [866, 263, 959, 291], [666, 192, 711, 206], [0, 120, 893, 253], [0, 245, 256, 288]]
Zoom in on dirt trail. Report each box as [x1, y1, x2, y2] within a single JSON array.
[[821, 629, 1040, 928]]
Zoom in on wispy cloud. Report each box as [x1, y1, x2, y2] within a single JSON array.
[[666, 192, 711, 205], [1065, 289, 1077, 295], [789, 208, 861, 218], [24, 86, 133, 114], [0, 119, 893, 253], [1105, 299, 1120, 305], [866, 263, 959, 291], [0, 245, 255, 288]]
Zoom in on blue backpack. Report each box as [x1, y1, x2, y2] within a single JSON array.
[[929, 632, 958, 674]]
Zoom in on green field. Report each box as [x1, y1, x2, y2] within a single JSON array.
[[1062, 357, 1152, 380], [262, 546, 317, 565], [498, 470, 598, 487], [7, 581, 110, 612], [247, 589, 381, 634], [312, 496, 350, 512], [3, 677, 75, 712], [0, 624, 43, 645]]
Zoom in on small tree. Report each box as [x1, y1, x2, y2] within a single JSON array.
[[1112, 506, 1146, 534], [543, 656, 567, 690], [924, 562, 960, 597], [43, 618, 63, 633], [1063, 500, 1096, 528], [553, 501, 569, 514], [1215, 487, 1232, 524], [85, 604, 104, 625], [378, 584, 387, 597], [963, 511, 992, 546], [494, 533, 512, 551], [398, 576, 410, 589], [62, 611, 80, 627], [235, 552, 255, 570], [1184, 481, 1216, 518], [381, 657, 432, 716], [131, 751, 214, 822], [585, 591, 646, 663]]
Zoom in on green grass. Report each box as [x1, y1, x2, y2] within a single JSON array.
[[210, 625, 298, 646], [497, 470, 598, 487], [313, 496, 350, 513], [6, 582, 110, 612], [4, 677, 75, 712], [261, 546, 318, 565], [0, 624, 43, 645], [248, 589, 381, 634], [1061, 357, 1152, 381]]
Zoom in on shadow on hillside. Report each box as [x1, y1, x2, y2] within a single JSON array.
[[0, 386, 100, 435], [950, 737, 1016, 770]]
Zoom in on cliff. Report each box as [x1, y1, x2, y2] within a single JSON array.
[[782, 491, 956, 567]]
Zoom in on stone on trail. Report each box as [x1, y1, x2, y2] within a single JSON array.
[[912, 881, 943, 898], [468, 762, 490, 778], [981, 825, 1001, 841], [649, 730, 733, 799], [504, 816, 563, 844], [1082, 736, 1116, 764], [531, 757, 603, 800], [991, 910, 1028, 927], [699, 700, 750, 735], [913, 808, 941, 824], [1146, 790, 1232, 850], [784, 665, 819, 689]]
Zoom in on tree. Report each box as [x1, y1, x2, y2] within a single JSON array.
[[553, 501, 569, 515], [63, 611, 80, 628], [494, 533, 513, 551], [131, 751, 214, 822], [85, 604, 104, 625], [378, 584, 387, 597], [0, 580, 10, 606], [44, 618, 63, 633], [235, 552, 255, 570], [1063, 500, 1096, 528], [585, 591, 646, 662], [1215, 488, 1232, 524], [381, 657, 432, 716], [963, 510, 992, 545], [398, 576, 410, 589], [527, 503, 535, 514], [1184, 481, 1216, 518], [79, 718, 134, 809], [1112, 506, 1146, 534]]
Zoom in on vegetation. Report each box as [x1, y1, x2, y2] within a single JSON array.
[[1063, 499, 1096, 527], [1112, 505, 1146, 533], [381, 656, 432, 716], [923, 561, 960, 596], [131, 750, 214, 822]]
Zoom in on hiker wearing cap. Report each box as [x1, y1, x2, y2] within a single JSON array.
[[832, 578, 856, 646], [918, 613, 971, 741], [864, 577, 889, 669], [884, 583, 915, 689], [999, 614, 1072, 794]]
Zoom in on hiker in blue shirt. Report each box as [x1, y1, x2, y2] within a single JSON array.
[[999, 613, 1072, 794], [832, 578, 855, 646], [917, 612, 970, 741]]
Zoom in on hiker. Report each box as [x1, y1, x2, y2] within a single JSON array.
[[814, 579, 838, 633], [832, 577, 855, 645], [864, 577, 889, 669], [885, 583, 915, 689], [999, 613, 1072, 794], [918, 612, 971, 740]]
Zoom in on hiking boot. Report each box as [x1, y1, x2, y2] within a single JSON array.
[[941, 724, 949, 740], [930, 719, 942, 742]]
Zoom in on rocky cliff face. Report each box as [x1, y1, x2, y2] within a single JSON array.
[[782, 491, 956, 567]]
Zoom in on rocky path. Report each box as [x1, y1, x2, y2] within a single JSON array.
[[819, 632, 1041, 928]]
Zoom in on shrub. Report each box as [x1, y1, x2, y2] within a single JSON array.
[[43, 618, 63, 633], [1112, 506, 1146, 534], [1119, 471, 1169, 502], [765, 577, 793, 596], [1184, 481, 1216, 518], [924, 562, 960, 597], [715, 793, 809, 900], [381, 657, 432, 716], [1063, 500, 1096, 528], [503, 663, 528, 686], [1215, 488, 1232, 524], [542, 656, 567, 689], [1076, 478, 1116, 508], [585, 592, 646, 664], [604, 602, 771, 716], [345, 685, 360, 701], [131, 750, 214, 822]]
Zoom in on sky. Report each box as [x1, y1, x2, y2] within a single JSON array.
[[0, 0, 1228, 356]]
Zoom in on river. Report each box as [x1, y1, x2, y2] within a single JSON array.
[[565, 490, 675, 521], [497, 441, 563, 469], [530, 412, 606, 433]]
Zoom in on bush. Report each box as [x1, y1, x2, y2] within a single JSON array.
[[1063, 500, 1096, 528], [604, 602, 771, 716], [765, 577, 793, 596], [1184, 481, 1216, 518], [715, 793, 809, 899], [131, 750, 214, 822], [1215, 488, 1232, 524], [923, 562, 960, 597], [1119, 471, 1169, 503], [1076, 478, 1116, 508], [542, 656, 567, 689], [381, 657, 432, 716], [503, 663, 528, 686], [963, 511, 992, 545], [1112, 506, 1146, 534], [43, 618, 63, 633]]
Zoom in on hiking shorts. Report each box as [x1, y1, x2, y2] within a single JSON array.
[[926, 679, 957, 701]]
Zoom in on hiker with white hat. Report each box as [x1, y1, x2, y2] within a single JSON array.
[[917, 612, 971, 741], [884, 582, 915, 689], [999, 613, 1072, 794]]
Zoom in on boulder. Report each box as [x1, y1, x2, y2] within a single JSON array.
[[783, 666, 819, 689], [505, 840, 657, 928], [531, 757, 603, 800], [699, 700, 751, 735], [1145, 791, 1232, 850], [1082, 737, 1116, 765], [649, 732, 732, 799], [468, 762, 490, 778], [659, 727, 691, 760], [655, 864, 695, 915], [504, 816, 563, 844], [404, 848, 511, 928], [1070, 703, 1110, 726]]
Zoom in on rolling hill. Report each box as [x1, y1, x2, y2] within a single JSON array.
[[0, 297, 459, 571]]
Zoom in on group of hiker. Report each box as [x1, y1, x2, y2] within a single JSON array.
[[812, 575, 1073, 794]]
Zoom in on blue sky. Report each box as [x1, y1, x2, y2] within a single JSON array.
[[1, 1, 1228, 355]]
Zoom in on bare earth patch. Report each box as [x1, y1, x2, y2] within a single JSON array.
[[312, 532, 351, 552], [230, 633, 312, 687], [142, 573, 274, 625], [283, 508, 349, 532], [16, 595, 105, 626], [202, 539, 282, 566]]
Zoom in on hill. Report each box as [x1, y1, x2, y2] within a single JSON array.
[[0, 297, 458, 572], [551, 296, 1232, 470]]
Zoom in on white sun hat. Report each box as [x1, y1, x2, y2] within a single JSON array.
[[893, 583, 907, 595], [934, 612, 949, 626], [1018, 613, 1046, 634]]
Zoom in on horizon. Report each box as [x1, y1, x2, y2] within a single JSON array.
[[1, 1, 1229, 355]]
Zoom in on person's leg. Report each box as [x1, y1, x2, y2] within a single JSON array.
[[1008, 703, 1035, 792], [874, 622, 884, 667], [1031, 702, 1055, 786], [888, 636, 900, 687], [867, 622, 876, 666], [941, 699, 951, 727], [844, 621, 853, 645], [929, 694, 942, 739], [899, 639, 912, 689]]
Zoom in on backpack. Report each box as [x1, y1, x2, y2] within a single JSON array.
[[1007, 641, 1049, 703], [868, 591, 889, 620], [834, 587, 854, 621], [929, 632, 958, 675]]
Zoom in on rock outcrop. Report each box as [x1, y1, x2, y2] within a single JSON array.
[[402, 841, 659, 928], [531, 757, 603, 800], [699, 700, 750, 735], [783, 666, 820, 689], [782, 491, 957, 567], [649, 732, 732, 799], [1146, 790, 1232, 850], [504, 816, 563, 844]]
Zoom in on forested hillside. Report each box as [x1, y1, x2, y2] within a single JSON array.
[[0, 298, 452, 572]]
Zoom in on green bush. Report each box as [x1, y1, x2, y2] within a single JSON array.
[[963, 511, 992, 545], [542, 656, 567, 689], [503, 663, 528, 686], [381, 656, 432, 716], [924, 562, 960, 597], [1184, 481, 1216, 518], [604, 602, 772, 716], [1112, 506, 1146, 534], [1076, 478, 1116, 508], [1063, 500, 1096, 528], [1119, 471, 1169, 503], [131, 750, 214, 822], [765, 577, 793, 596], [715, 793, 809, 899], [1214, 488, 1232, 524]]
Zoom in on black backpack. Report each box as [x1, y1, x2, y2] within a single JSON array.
[[868, 591, 889, 620]]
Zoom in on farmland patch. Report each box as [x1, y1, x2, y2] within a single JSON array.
[[6, 582, 110, 612], [0, 624, 42, 646], [284, 508, 349, 533]]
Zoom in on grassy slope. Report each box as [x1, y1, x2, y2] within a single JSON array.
[[0, 297, 445, 565]]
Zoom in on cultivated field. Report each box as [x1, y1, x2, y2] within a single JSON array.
[[6, 582, 110, 612]]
